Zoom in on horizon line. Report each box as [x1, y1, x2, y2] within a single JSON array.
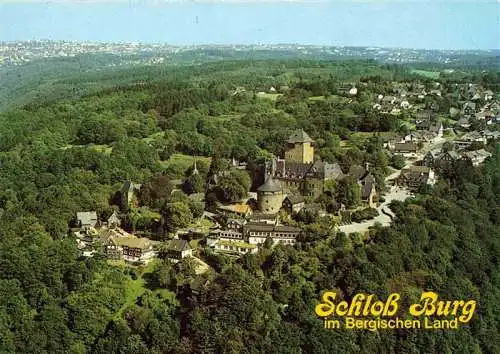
[[1, 39, 499, 52]]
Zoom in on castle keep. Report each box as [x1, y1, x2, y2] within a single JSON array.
[[267, 129, 345, 197]]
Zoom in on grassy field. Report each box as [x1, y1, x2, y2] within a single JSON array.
[[160, 153, 212, 178], [111, 258, 166, 319], [256, 92, 282, 101], [410, 69, 440, 79], [141, 131, 165, 144], [61, 143, 113, 155]]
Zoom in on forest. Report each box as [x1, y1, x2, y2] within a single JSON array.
[[0, 58, 498, 353]]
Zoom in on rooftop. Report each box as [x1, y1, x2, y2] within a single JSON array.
[[286, 129, 314, 144], [257, 175, 282, 193], [166, 239, 191, 252]]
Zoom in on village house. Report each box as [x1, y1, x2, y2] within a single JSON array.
[[463, 102, 477, 116], [483, 130, 500, 141], [429, 122, 444, 138], [107, 211, 121, 228], [164, 239, 193, 260], [455, 131, 487, 149], [456, 117, 471, 130], [76, 211, 98, 231], [216, 203, 252, 218], [214, 239, 258, 255], [281, 194, 305, 214], [102, 230, 156, 263], [394, 142, 419, 155], [484, 90, 494, 101], [249, 212, 279, 225], [397, 166, 437, 191], [461, 149, 493, 166], [423, 150, 459, 171], [244, 223, 301, 246], [360, 174, 377, 208]]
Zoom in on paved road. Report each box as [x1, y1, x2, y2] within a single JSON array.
[[338, 137, 447, 234], [338, 186, 411, 234]]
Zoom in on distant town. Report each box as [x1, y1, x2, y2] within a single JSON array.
[[1, 40, 498, 68]]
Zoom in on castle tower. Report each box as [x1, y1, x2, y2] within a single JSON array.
[[257, 175, 283, 214], [284, 129, 315, 164]]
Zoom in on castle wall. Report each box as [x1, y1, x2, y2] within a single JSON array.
[[258, 191, 283, 214], [285, 142, 314, 164]]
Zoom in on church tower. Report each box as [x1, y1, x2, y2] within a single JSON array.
[[284, 129, 315, 164]]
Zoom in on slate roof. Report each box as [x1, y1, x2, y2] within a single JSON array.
[[429, 123, 442, 133], [166, 239, 191, 252], [113, 237, 151, 250], [360, 174, 375, 199], [395, 143, 419, 152], [77, 211, 98, 227], [257, 176, 282, 192], [348, 164, 367, 181], [244, 222, 301, 234], [283, 194, 305, 205], [286, 129, 314, 144], [312, 161, 345, 180], [461, 149, 492, 161]]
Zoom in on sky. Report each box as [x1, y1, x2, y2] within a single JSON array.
[[0, 0, 498, 49]]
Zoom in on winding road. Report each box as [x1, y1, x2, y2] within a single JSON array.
[[338, 137, 447, 234]]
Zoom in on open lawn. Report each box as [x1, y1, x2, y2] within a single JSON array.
[[111, 258, 163, 319], [160, 153, 212, 178], [410, 69, 440, 79], [256, 92, 282, 101], [213, 113, 245, 121], [61, 143, 112, 155]]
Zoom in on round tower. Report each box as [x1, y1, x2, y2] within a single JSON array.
[[257, 175, 283, 214]]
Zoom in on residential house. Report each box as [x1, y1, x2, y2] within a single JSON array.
[[214, 240, 258, 255], [397, 166, 436, 191], [455, 131, 487, 149], [463, 102, 476, 116], [483, 130, 500, 141], [107, 211, 121, 228], [105, 235, 155, 263], [216, 203, 253, 218], [461, 149, 492, 166], [360, 174, 377, 208], [165, 239, 193, 260], [249, 213, 279, 225], [394, 143, 419, 154], [422, 151, 441, 169], [456, 117, 471, 129], [282, 194, 305, 214], [244, 223, 301, 246], [429, 122, 444, 138], [484, 90, 494, 101], [76, 211, 98, 231]]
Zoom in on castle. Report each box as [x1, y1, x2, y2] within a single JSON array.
[[266, 129, 345, 197]]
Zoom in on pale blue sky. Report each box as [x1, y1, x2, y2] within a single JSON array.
[[0, 1, 498, 49]]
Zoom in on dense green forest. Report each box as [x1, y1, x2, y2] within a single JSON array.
[[0, 59, 499, 353]]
